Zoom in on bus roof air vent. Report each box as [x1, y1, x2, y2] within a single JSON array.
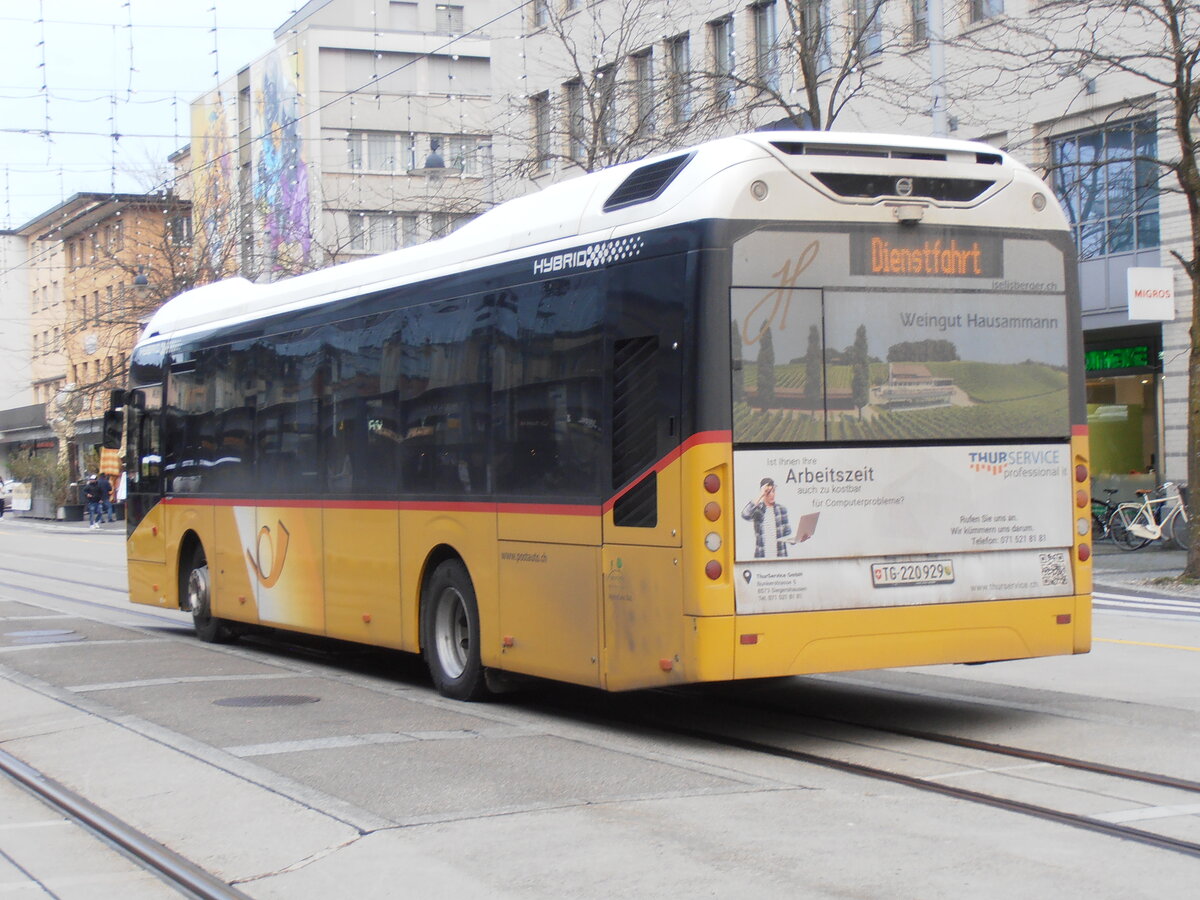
[[603, 153, 694, 212], [811, 172, 995, 202]]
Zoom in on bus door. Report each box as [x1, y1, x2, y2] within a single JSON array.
[[493, 278, 608, 686], [126, 383, 165, 563], [601, 257, 687, 688]]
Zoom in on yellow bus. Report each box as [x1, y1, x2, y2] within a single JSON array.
[[115, 131, 1092, 700]]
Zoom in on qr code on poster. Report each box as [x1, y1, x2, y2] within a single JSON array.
[[1039, 552, 1069, 586]]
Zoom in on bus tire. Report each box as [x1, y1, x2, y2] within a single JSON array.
[[421, 560, 489, 701], [184, 547, 235, 644]]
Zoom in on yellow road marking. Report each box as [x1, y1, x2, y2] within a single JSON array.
[[1097, 638, 1200, 653]]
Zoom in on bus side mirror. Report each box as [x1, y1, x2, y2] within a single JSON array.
[[108, 389, 126, 411], [128, 389, 146, 410], [102, 410, 123, 450]]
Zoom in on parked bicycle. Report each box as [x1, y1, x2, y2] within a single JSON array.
[[1110, 482, 1190, 551], [1090, 488, 1121, 542]]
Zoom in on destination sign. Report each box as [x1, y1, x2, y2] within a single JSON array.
[[851, 232, 1002, 278]]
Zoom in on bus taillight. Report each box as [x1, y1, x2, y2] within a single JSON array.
[[704, 502, 721, 521], [704, 474, 720, 493]]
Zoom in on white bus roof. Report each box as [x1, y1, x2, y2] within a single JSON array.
[[141, 130, 1043, 344]]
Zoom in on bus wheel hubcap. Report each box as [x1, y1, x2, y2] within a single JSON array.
[[434, 588, 469, 679]]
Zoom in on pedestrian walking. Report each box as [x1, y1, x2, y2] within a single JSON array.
[[83, 475, 102, 528], [98, 473, 115, 522]]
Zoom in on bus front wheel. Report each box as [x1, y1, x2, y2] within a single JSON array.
[[184, 547, 235, 644], [421, 560, 489, 701]]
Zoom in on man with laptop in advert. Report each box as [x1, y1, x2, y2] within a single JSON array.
[[740, 477, 820, 559]]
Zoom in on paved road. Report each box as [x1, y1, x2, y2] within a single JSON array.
[[2, 517, 1199, 898]]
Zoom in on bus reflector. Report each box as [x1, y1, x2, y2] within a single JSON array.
[[1077, 544, 1090, 562], [704, 502, 721, 521], [704, 474, 720, 493], [659, 658, 674, 671], [502, 635, 514, 647], [1056, 614, 1072, 625], [740, 634, 758, 645], [705, 560, 722, 580], [362, 614, 372, 624]]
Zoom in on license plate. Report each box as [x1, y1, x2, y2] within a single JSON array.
[[871, 560, 955, 588]]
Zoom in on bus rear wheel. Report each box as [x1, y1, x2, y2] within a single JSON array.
[[184, 547, 235, 644], [421, 560, 489, 701]]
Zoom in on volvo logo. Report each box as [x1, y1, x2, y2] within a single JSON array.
[[895, 177, 914, 197]]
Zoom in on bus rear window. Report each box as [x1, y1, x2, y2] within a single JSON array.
[[731, 233, 1071, 444]]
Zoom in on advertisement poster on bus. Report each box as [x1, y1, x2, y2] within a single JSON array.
[[732, 444, 1075, 614]]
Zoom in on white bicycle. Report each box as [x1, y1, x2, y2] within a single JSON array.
[[1110, 482, 1190, 551]]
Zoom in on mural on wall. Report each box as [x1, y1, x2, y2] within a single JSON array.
[[256, 46, 312, 274], [191, 93, 235, 276]]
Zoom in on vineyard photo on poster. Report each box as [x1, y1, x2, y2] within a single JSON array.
[[733, 291, 1070, 443]]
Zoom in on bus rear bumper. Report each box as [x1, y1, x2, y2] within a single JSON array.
[[729, 594, 1092, 680]]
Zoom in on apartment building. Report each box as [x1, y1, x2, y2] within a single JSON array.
[[185, 0, 498, 279], [508, 0, 1196, 488], [10, 193, 190, 471]]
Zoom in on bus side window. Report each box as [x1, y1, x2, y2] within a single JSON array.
[[493, 282, 604, 499]]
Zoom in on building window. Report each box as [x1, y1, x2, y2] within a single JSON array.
[[911, 0, 927, 43], [595, 65, 617, 147], [532, 0, 549, 28], [441, 134, 489, 174], [710, 17, 735, 109], [348, 213, 402, 254], [802, 0, 832, 74], [1050, 118, 1159, 261], [969, 0, 1004, 24], [169, 214, 193, 246], [430, 212, 472, 239], [854, 0, 884, 59], [346, 131, 412, 172], [532, 92, 552, 168], [667, 34, 691, 124], [631, 49, 654, 137], [435, 4, 464, 35], [752, 4, 779, 91], [565, 79, 586, 161]]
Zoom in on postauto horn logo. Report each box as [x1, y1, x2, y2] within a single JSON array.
[[968, 448, 1061, 476]]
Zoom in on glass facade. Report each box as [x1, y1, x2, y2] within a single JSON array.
[[1050, 118, 1159, 261]]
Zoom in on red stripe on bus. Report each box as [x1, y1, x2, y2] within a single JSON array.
[[1072, 425, 1088, 436], [602, 430, 731, 513], [160, 496, 594, 516]]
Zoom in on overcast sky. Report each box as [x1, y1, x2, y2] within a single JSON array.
[[0, 0, 302, 229]]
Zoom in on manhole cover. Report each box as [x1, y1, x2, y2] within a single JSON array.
[[213, 695, 321, 708], [7, 630, 86, 645], [8, 630, 76, 637]]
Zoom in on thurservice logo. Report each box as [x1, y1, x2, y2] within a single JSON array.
[[968, 448, 1062, 476], [533, 236, 645, 275]]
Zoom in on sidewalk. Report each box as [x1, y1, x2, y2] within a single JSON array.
[[0, 514, 124, 535], [1091, 541, 1198, 598]]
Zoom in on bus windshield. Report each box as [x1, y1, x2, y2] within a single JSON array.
[[731, 226, 1070, 443]]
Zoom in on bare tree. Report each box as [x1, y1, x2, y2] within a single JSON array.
[[503, 0, 929, 182], [951, 1, 1199, 574]]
